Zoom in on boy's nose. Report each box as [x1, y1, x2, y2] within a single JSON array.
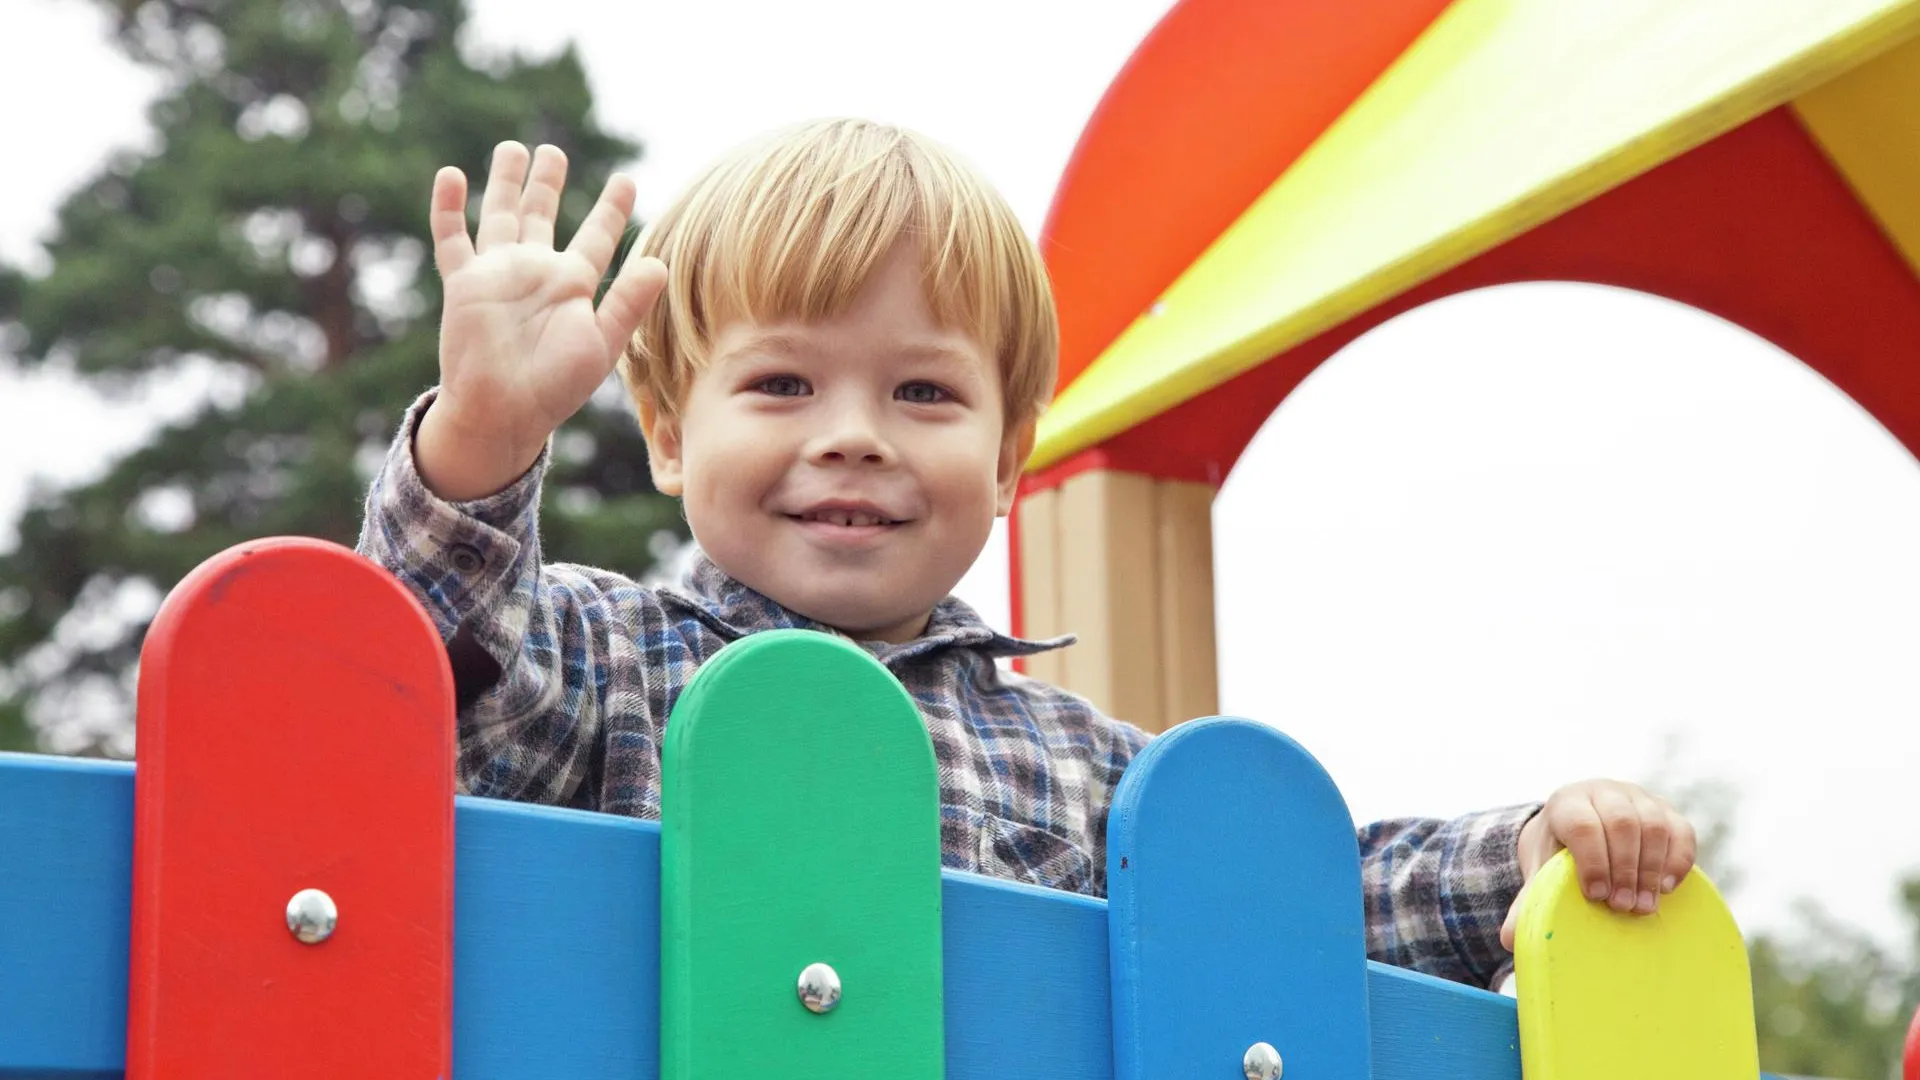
[[807, 414, 894, 467]]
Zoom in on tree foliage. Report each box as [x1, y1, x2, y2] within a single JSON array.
[[0, 0, 684, 755], [1750, 880, 1920, 1080], [1656, 752, 1918, 1078]]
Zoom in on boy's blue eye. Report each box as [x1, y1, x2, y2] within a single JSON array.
[[896, 382, 951, 405], [754, 375, 810, 397]]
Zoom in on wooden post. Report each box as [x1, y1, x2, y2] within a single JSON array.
[[1014, 464, 1219, 733]]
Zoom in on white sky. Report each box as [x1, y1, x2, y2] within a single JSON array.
[[2, 0, 1917, 948]]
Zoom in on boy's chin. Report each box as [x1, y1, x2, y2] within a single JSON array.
[[766, 577, 942, 643], [793, 594, 936, 644], [707, 546, 964, 643]]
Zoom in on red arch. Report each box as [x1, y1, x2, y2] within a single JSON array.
[[1038, 0, 1456, 397]]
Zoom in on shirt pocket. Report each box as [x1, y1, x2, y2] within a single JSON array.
[[976, 813, 1097, 897]]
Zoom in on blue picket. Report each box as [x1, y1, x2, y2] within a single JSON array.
[[1106, 717, 1373, 1080]]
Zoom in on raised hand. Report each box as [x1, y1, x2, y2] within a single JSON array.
[[416, 141, 668, 501]]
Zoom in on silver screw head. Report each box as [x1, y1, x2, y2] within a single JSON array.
[[1243, 1041, 1283, 1080], [285, 888, 338, 945], [796, 962, 841, 1014]]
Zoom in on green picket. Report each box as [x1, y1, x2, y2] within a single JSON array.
[[660, 630, 945, 1079]]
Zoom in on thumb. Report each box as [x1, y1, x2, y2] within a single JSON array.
[[1500, 878, 1534, 953]]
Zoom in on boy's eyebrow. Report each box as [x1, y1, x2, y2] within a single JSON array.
[[716, 330, 816, 361], [892, 341, 981, 367], [719, 331, 983, 370]]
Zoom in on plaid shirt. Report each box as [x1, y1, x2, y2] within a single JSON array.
[[358, 391, 1538, 988]]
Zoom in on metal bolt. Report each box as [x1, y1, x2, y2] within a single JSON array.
[[1243, 1041, 1283, 1080], [797, 962, 841, 1014], [285, 888, 338, 945]]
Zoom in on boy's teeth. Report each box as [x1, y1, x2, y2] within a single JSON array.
[[809, 510, 886, 527]]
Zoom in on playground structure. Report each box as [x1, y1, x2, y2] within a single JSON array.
[[4, 0, 1920, 1075], [1014, 0, 1920, 731], [2, 538, 1762, 1078]]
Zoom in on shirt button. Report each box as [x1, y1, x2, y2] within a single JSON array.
[[447, 543, 485, 574]]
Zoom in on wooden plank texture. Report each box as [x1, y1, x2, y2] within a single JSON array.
[[1058, 469, 1162, 726], [1152, 478, 1219, 724], [1014, 487, 1067, 687], [1367, 963, 1520, 1080]]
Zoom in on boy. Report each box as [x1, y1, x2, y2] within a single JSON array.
[[357, 120, 1697, 990]]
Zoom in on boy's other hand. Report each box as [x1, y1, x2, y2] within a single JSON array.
[[1498, 778, 1697, 951], [418, 141, 669, 501]]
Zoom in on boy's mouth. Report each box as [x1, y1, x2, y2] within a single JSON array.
[[785, 501, 911, 532], [788, 508, 907, 528]]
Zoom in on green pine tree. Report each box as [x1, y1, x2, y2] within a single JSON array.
[[0, 0, 685, 755]]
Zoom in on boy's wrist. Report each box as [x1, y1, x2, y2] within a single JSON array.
[[414, 395, 546, 502]]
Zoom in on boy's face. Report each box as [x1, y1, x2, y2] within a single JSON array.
[[641, 243, 1034, 643]]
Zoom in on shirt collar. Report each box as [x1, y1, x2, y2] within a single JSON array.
[[660, 553, 1073, 668]]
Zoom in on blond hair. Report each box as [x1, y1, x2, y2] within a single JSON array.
[[619, 119, 1057, 425]]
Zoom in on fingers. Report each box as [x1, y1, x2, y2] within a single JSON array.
[[597, 255, 669, 363], [1542, 781, 1700, 919], [1500, 879, 1533, 953], [1592, 785, 1642, 913], [518, 144, 569, 249], [1629, 789, 1670, 913], [476, 141, 532, 253], [1549, 791, 1613, 905], [1661, 798, 1698, 895], [430, 166, 474, 276], [567, 172, 640, 275]]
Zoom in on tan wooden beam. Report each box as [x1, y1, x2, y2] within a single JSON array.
[[1058, 469, 1162, 730], [1154, 478, 1219, 729], [1014, 485, 1066, 688], [1013, 467, 1219, 733]]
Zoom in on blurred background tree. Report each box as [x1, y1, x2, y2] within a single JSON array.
[[0, 0, 685, 756], [0, 697, 31, 753], [1749, 880, 1920, 1080], [1655, 749, 1918, 1079]]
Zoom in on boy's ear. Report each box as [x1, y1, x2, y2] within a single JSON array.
[[637, 394, 686, 497], [994, 416, 1037, 517]]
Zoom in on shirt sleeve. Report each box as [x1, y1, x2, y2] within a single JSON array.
[[354, 388, 655, 810], [1357, 804, 1541, 988]]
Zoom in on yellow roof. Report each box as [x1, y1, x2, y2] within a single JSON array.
[[1031, 0, 1920, 470]]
